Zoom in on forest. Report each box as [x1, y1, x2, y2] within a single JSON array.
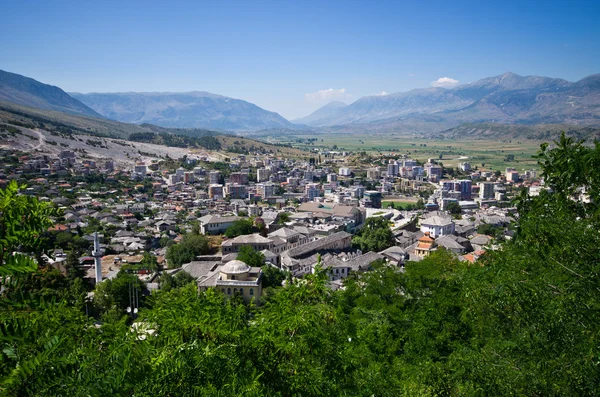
[[0, 134, 599, 396]]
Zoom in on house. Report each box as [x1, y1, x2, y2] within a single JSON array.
[[198, 215, 242, 235], [413, 232, 437, 259], [420, 215, 455, 238], [221, 233, 274, 254]]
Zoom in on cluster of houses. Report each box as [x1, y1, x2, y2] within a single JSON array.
[[0, 146, 531, 303]]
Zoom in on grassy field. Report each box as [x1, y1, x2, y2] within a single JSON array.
[[382, 199, 419, 209], [263, 133, 543, 171]]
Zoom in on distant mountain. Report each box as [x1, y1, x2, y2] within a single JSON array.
[[71, 91, 294, 132], [0, 70, 103, 118], [294, 101, 348, 126], [302, 72, 600, 130]]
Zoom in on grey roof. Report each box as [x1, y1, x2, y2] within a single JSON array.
[[346, 252, 384, 271], [421, 215, 454, 227], [268, 227, 301, 239], [436, 235, 465, 250], [198, 215, 242, 225], [181, 261, 220, 279], [222, 233, 272, 245], [286, 231, 352, 259]]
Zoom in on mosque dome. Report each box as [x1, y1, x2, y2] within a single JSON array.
[[221, 260, 251, 274]]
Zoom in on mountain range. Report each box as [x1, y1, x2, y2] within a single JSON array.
[[297, 72, 600, 131], [70, 91, 293, 132], [1, 69, 600, 134]]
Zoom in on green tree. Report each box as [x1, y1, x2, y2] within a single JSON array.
[[165, 233, 210, 267], [0, 181, 57, 276], [446, 201, 461, 214], [352, 216, 394, 252], [224, 219, 256, 238], [236, 245, 265, 268]]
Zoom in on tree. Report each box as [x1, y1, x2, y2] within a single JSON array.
[[0, 181, 57, 276], [352, 216, 394, 252], [94, 271, 147, 313], [236, 245, 265, 268], [224, 219, 255, 238], [166, 233, 210, 267], [446, 201, 461, 215]]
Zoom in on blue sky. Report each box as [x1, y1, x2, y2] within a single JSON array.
[[2, 0, 599, 119]]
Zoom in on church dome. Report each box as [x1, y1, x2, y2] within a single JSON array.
[[221, 260, 250, 274]]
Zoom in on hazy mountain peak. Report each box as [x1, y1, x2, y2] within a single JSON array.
[[71, 91, 292, 131]]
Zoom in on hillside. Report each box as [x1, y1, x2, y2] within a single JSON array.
[[0, 70, 103, 118], [72, 91, 294, 132], [0, 101, 308, 163], [300, 72, 600, 130]]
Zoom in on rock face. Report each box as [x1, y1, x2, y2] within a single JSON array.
[[0, 69, 103, 118], [71, 91, 293, 132], [297, 72, 600, 129]]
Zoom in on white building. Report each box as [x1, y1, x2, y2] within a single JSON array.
[[420, 216, 455, 238]]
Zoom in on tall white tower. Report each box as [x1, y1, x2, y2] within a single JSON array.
[[92, 231, 102, 284]]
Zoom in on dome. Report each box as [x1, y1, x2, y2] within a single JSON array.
[[221, 260, 250, 274]]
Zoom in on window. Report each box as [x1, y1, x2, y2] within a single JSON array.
[[227, 288, 231, 294], [240, 288, 244, 295], [250, 288, 254, 295], [221, 288, 225, 293], [234, 288, 237, 293]]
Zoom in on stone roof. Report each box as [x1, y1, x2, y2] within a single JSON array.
[[198, 215, 242, 225], [268, 227, 301, 239], [286, 231, 352, 259], [421, 215, 454, 227], [181, 261, 220, 279], [346, 251, 384, 271], [222, 233, 272, 245], [221, 260, 251, 274]]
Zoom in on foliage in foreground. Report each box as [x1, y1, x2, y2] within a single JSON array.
[[0, 133, 599, 395]]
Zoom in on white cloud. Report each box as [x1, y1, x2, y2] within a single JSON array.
[[408, 73, 415, 77], [305, 88, 352, 101], [374, 91, 389, 96], [431, 77, 460, 88]]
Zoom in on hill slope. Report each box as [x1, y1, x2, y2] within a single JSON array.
[[71, 91, 294, 132], [0, 70, 103, 118]]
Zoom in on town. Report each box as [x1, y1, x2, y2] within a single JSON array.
[[0, 143, 543, 303]]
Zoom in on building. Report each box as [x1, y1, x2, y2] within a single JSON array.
[[198, 215, 242, 235], [459, 162, 471, 172], [426, 164, 443, 182], [225, 183, 247, 200], [305, 183, 320, 201], [209, 171, 221, 184], [257, 168, 270, 182], [420, 216, 455, 238], [387, 161, 399, 177], [327, 173, 338, 183], [479, 182, 495, 199], [256, 182, 276, 199], [230, 172, 249, 185], [506, 171, 520, 183], [441, 179, 472, 200], [222, 233, 274, 254], [208, 184, 224, 199], [366, 168, 380, 180], [338, 167, 351, 177], [414, 232, 437, 258], [197, 260, 263, 304], [363, 190, 382, 208]]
